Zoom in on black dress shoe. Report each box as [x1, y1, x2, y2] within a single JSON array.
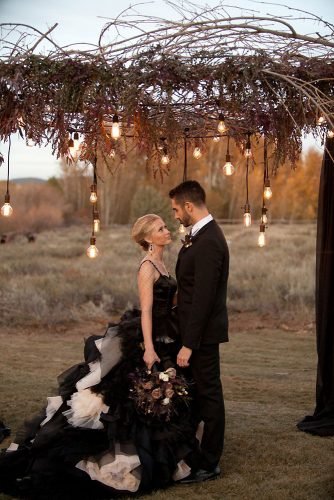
[[178, 466, 221, 484]]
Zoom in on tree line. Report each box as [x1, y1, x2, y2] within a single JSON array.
[[0, 137, 322, 235]]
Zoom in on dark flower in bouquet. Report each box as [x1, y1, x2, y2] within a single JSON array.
[[129, 367, 191, 422]]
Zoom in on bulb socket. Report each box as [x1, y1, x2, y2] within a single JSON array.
[[244, 202, 251, 213]]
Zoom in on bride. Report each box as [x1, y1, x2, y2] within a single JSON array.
[[0, 214, 197, 499]]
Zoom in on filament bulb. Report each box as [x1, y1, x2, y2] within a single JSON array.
[[258, 225, 266, 247], [111, 114, 121, 140], [93, 211, 100, 233], [223, 162, 235, 176], [193, 147, 202, 159], [261, 208, 268, 224], [87, 237, 99, 258], [217, 113, 227, 134], [161, 146, 170, 165], [243, 212, 251, 227], [90, 184, 97, 204], [1, 202, 13, 217], [264, 186, 272, 200], [1, 194, 13, 217]]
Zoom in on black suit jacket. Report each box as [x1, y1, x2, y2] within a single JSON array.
[[176, 219, 229, 350]]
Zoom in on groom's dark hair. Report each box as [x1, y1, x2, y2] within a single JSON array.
[[169, 180, 206, 207]]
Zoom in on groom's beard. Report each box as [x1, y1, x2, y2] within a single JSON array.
[[179, 213, 192, 227]]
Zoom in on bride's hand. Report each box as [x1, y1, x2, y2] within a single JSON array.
[[143, 348, 161, 370]]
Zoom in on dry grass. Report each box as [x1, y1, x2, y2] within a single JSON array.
[[0, 314, 333, 499], [0, 223, 316, 328]]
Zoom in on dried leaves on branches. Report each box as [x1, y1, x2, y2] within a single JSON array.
[[0, 1, 333, 173]]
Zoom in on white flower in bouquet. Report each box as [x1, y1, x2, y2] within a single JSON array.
[[159, 372, 169, 382]]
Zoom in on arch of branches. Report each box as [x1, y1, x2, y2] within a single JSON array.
[[1, 1, 334, 435], [0, 1, 333, 174]]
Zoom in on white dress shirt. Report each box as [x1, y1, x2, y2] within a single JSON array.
[[191, 214, 213, 237]]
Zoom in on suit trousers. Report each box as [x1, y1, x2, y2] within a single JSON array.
[[188, 343, 225, 471]]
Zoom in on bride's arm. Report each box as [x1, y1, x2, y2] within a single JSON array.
[[138, 262, 161, 369]]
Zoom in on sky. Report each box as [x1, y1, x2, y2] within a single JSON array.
[[0, 0, 333, 180]]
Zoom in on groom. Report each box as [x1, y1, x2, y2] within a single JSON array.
[[169, 180, 229, 483]]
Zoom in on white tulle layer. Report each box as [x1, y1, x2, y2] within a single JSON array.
[[63, 389, 109, 429], [76, 442, 141, 492], [40, 396, 63, 427], [76, 325, 121, 392]]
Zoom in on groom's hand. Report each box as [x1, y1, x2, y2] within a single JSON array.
[[177, 346, 192, 368]]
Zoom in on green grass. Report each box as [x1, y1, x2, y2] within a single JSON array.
[[1, 315, 333, 499]]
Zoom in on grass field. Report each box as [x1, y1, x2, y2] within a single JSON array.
[[1, 222, 332, 499], [0, 222, 317, 328]]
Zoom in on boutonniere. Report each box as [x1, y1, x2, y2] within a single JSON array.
[[181, 234, 192, 248]]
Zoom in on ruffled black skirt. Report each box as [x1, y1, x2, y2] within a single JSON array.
[[0, 310, 197, 499]]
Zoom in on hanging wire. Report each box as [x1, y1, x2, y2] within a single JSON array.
[[6, 136, 11, 195], [262, 136, 268, 222], [263, 136, 267, 203], [245, 155, 250, 205], [183, 128, 189, 182]]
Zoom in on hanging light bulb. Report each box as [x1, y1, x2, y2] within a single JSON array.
[[217, 113, 227, 134], [223, 161, 234, 176], [317, 116, 326, 125], [243, 203, 251, 227], [111, 114, 121, 140], [327, 130, 334, 139], [1, 193, 13, 217], [90, 184, 97, 204], [67, 132, 78, 158], [222, 135, 235, 176], [213, 135, 221, 142], [87, 236, 99, 258], [244, 132, 252, 158], [264, 178, 273, 200], [261, 207, 268, 224], [93, 209, 100, 233], [193, 147, 202, 159], [161, 146, 170, 165], [258, 224, 266, 247], [178, 223, 186, 234]]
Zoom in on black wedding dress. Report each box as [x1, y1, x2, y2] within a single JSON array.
[[0, 270, 197, 499]]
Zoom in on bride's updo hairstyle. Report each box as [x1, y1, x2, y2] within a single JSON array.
[[131, 214, 162, 251]]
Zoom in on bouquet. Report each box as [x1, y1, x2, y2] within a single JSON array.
[[129, 366, 191, 422]]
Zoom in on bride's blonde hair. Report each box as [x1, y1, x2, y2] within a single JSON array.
[[131, 214, 162, 251]]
